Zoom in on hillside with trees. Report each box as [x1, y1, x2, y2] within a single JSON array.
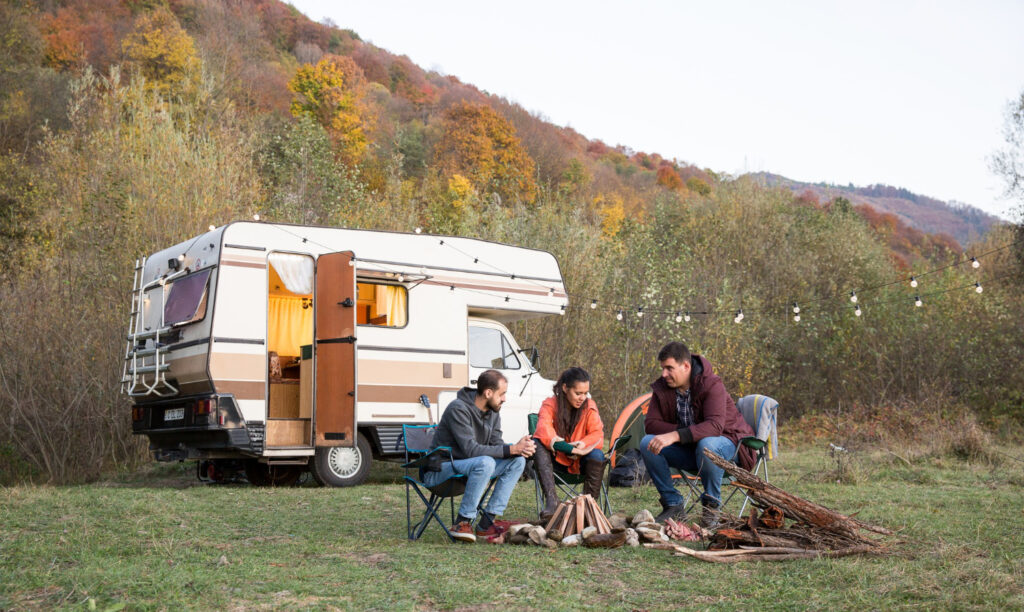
[[1, 0, 1022, 484]]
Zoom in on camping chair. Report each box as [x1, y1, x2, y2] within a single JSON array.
[[676, 394, 779, 516], [401, 424, 496, 541], [527, 413, 631, 516]]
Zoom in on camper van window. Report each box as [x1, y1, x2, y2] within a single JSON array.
[[356, 282, 408, 327], [468, 326, 521, 370], [164, 269, 212, 326]]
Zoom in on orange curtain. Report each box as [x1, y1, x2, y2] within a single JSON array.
[[268, 296, 313, 356]]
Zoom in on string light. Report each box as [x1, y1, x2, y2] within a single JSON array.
[[975, 282, 983, 294], [548, 288, 554, 297], [590, 299, 598, 309], [559, 305, 566, 315], [208, 225, 216, 231], [253, 213, 260, 221], [414, 227, 422, 234], [684, 312, 691, 323], [910, 276, 918, 288], [971, 257, 980, 269], [734, 309, 744, 324], [616, 310, 623, 321], [792, 302, 800, 314], [914, 296, 923, 307], [675, 311, 683, 323], [854, 305, 862, 317], [636, 306, 644, 318], [397, 274, 404, 282], [850, 291, 858, 303], [794, 313, 801, 323]]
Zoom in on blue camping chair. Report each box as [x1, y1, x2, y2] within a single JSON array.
[[401, 424, 495, 541]]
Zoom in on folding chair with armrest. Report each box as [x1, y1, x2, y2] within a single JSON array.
[[402, 424, 495, 541], [527, 413, 631, 516]]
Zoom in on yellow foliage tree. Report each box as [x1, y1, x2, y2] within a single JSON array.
[[434, 101, 537, 204], [594, 193, 626, 239], [121, 8, 202, 100], [447, 173, 475, 209], [288, 56, 369, 164]]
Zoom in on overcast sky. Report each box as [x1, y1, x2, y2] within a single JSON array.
[[290, 0, 1024, 220]]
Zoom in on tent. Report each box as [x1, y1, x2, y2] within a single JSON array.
[[608, 393, 652, 467]]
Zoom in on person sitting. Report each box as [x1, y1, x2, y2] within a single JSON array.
[[426, 369, 536, 542], [639, 341, 756, 528], [532, 366, 605, 521]]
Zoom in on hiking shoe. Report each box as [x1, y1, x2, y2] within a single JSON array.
[[449, 520, 477, 543], [655, 503, 688, 524], [475, 523, 507, 539]]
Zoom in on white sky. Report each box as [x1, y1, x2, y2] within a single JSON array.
[[290, 0, 1024, 219]]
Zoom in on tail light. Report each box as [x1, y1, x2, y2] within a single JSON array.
[[195, 399, 214, 416]]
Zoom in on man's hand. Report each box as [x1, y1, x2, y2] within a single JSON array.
[[511, 435, 536, 457], [646, 431, 680, 455]]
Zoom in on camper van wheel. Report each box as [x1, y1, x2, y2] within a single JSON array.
[[244, 460, 302, 487], [312, 432, 372, 487]]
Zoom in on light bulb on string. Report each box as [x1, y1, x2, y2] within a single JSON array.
[[850, 291, 858, 303], [636, 306, 644, 318], [975, 282, 983, 294], [910, 276, 918, 288], [414, 227, 422, 234], [792, 302, 800, 314], [397, 274, 404, 282], [547, 288, 554, 297], [616, 310, 623, 321], [253, 213, 260, 221], [734, 309, 744, 324], [590, 299, 598, 309], [559, 305, 566, 316], [854, 305, 862, 317], [208, 225, 216, 231], [914, 296, 923, 307], [675, 311, 683, 323], [684, 312, 691, 323], [794, 314, 801, 323], [971, 257, 980, 269]]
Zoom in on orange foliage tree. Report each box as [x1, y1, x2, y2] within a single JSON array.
[[433, 101, 537, 204], [656, 165, 683, 190], [288, 55, 370, 164]]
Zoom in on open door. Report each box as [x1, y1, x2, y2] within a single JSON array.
[[314, 251, 357, 447]]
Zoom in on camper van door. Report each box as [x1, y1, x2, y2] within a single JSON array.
[[314, 251, 357, 447], [467, 321, 533, 441]]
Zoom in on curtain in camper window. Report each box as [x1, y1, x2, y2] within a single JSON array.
[[268, 297, 313, 357], [373, 284, 408, 327], [269, 253, 314, 294]]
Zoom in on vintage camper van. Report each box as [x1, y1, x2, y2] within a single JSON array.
[[122, 221, 567, 486]]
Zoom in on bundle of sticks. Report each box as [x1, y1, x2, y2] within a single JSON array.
[[645, 449, 894, 563], [544, 494, 614, 538]]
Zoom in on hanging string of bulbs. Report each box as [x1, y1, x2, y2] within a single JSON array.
[[253, 218, 1019, 323]]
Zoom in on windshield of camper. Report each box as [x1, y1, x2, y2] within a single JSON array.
[[164, 269, 212, 326]]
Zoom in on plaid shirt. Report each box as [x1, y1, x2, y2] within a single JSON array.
[[675, 388, 694, 429]]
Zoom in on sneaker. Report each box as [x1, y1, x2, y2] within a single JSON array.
[[655, 503, 688, 524], [449, 520, 477, 543], [479, 521, 512, 536]]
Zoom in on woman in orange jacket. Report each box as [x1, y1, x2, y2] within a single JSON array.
[[532, 366, 605, 521]]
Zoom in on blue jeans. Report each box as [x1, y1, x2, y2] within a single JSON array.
[[639, 434, 737, 507], [422, 455, 526, 520]]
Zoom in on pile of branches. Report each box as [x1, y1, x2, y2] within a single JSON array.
[[655, 449, 893, 563]]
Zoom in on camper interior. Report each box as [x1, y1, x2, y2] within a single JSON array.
[[266, 253, 314, 447]]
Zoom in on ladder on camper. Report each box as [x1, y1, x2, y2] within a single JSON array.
[[121, 256, 180, 397]]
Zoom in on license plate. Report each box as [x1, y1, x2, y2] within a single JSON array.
[[164, 408, 184, 422]]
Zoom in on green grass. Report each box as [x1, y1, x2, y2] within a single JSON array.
[[1, 447, 1022, 611]]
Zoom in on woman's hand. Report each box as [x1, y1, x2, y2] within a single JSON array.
[[570, 442, 596, 456]]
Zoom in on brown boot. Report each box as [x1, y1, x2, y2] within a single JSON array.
[[532, 445, 559, 521], [583, 458, 605, 501]]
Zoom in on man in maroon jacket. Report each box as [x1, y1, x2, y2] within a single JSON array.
[[640, 342, 755, 527]]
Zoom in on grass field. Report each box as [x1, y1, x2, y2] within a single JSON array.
[[1, 445, 1022, 611]]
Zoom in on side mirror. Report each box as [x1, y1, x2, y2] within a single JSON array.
[[519, 347, 539, 369]]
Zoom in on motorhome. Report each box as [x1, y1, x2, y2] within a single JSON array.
[[122, 221, 567, 486]]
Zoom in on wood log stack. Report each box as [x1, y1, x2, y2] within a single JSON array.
[[645, 449, 894, 563], [506, 495, 629, 548]]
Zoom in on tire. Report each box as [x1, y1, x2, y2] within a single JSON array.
[[312, 431, 372, 487], [244, 460, 303, 487]]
